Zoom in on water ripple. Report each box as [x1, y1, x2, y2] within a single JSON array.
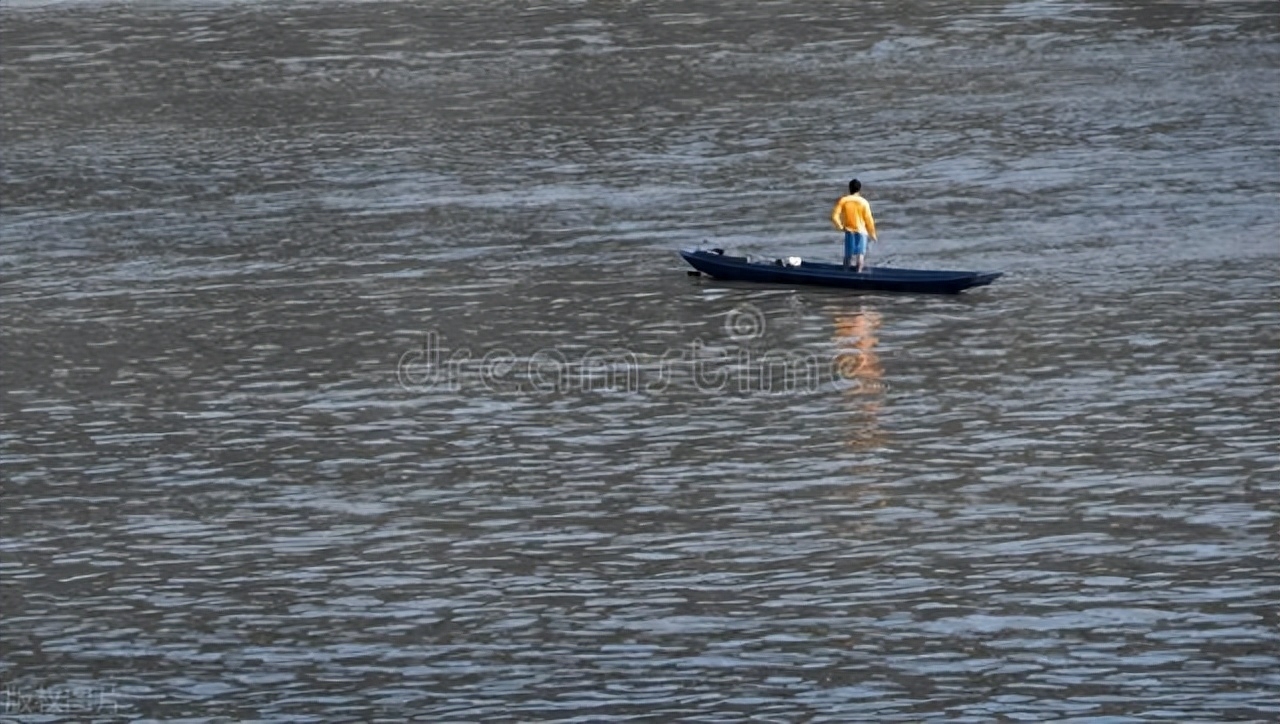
[[3, 0, 1279, 721]]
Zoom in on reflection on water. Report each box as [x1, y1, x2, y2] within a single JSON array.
[[832, 306, 887, 451], [2, 0, 1279, 720]]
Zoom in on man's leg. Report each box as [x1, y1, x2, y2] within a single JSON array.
[[843, 232, 854, 270]]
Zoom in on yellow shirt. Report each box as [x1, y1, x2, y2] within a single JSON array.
[[831, 193, 877, 238]]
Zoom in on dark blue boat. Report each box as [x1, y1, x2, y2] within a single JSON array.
[[680, 249, 1002, 295]]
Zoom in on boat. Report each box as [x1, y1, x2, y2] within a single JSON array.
[[680, 248, 1002, 295]]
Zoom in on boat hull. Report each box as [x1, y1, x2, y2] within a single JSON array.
[[680, 249, 1002, 295]]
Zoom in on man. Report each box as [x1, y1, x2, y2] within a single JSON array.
[[830, 179, 878, 272]]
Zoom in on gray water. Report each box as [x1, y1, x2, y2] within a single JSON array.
[[3, 0, 1279, 721]]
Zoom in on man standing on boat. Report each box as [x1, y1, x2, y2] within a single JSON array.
[[831, 179, 878, 272]]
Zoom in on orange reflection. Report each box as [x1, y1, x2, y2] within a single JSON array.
[[831, 307, 886, 450]]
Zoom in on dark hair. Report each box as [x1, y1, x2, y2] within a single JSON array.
[[848, 179, 862, 194]]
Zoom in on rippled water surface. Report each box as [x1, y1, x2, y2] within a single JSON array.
[[3, 0, 1279, 720]]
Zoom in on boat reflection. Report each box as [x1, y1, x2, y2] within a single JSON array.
[[831, 306, 887, 451]]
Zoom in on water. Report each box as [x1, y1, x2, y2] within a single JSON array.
[[2, 0, 1279, 720]]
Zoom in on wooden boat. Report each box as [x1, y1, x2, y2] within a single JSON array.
[[680, 249, 1002, 295]]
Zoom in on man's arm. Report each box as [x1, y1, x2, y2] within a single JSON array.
[[831, 199, 845, 230], [864, 202, 877, 240]]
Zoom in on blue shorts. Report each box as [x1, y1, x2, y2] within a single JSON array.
[[844, 231, 868, 257]]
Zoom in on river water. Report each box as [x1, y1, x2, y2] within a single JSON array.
[[2, 0, 1279, 721]]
